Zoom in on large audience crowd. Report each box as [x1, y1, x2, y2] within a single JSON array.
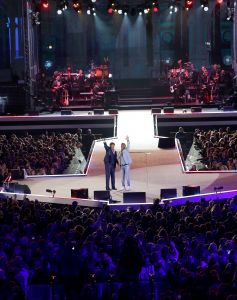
[[193, 127, 237, 170], [0, 195, 237, 300], [0, 130, 95, 178]]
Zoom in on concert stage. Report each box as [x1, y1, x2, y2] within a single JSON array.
[[12, 108, 237, 204]]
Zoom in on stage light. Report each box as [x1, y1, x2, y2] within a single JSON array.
[[144, 8, 149, 14], [57, 9, 63, 14], [72, 0, 81, 13], [41, 0, 49, 9], [93, 12, 96, 15], [122, 5, 129, 15], [44, 60, 53, 69], [226, 7, 233, 21], [60, 0, 68, 11], [200, 0, 209, 11], [216, 0, 223, 4], [48, 45, 53, 49], [153, 6, 159, 12], [107, 6, 113, 14], [138, 7, 143, 15], [185, 0, 193, 9], [91, 0, 96, 2], [169, 3, 177, 14], [118, 9, 122, 14], [87, 9, 91, 14], [109, 73, 112, 78]]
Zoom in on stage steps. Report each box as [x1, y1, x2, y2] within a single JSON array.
[[119, 87, 152, 99]]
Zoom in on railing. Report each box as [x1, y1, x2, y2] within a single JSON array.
[[27, 279, 163, 300]]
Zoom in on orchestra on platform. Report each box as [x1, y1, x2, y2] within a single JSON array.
[[49, 58, 113, 107], [168, 60, 234, 104]]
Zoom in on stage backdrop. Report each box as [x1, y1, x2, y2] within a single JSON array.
[[0, 0, 233, 81]]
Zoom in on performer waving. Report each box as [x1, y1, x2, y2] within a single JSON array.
[[103, 141, 118, 191], [119, 136, 132, 191]]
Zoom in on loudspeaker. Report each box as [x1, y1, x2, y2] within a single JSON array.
[[6, 183, 31, 194], [71, 188, 89, 199], [160, 188, 177, 199], [108, 109, 118, 115], [191, 107, 202, 113], [11, 169, 24, 180], [164, 107, 174, 113], [28, 111, 39, 116], [94, 109, 104, 115], [123, 192, 146, 203], [183, 185, 200, 196], [151, 108, 162, 114], [158, 137, 175, 149], [104, 91, 119, 107], [94, 190, 111, 200], [223, 106, 234, 111], [61, 110, 73, 115]]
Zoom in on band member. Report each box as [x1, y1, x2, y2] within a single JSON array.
[[176, 59, 183, 70], [169, 69, 184, 103], [199, 66, 209, 85], [118, 136, 132, 191], [52, 76, 63, 106], [76, 69, 85, 91], [104, 141, 118, 191], [65, 66, 73, 100], [199, 66, 211, 103], [103, 56, 110, 66], [210, 64, 220, 82]]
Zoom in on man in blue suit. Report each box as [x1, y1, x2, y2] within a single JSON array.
[[104, 141, 118, 190]]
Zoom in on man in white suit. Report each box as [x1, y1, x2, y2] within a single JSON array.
[[118, 136, 132, 191]]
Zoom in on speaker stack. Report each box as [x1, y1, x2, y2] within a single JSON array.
[[123, 192, 146, 203], [94, 190, 111, 200], [151, 108, 162, 114], [71, 188, 89, 199], [61, 110, 73, 115], [191, 107, 202, 113], [182, 186, 200, 196], [160, 188, 177, 199], [94, 109, 104, 115], [163, 107, 174, 113]]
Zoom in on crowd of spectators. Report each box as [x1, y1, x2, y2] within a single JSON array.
[[0, 129, 96, 178], [193, 127, 237, 170], [0, 195, 237, 300]]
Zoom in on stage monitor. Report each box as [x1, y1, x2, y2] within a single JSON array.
[[163, 107, 174, 113], [123, 192, 146, 203], [191, 107, 202, 113], [94, 190, 111, 201], [108, 109, 118, 115], [183, 186, 200, 196], [71, 188, 89, 199], [223, 106, 234, 111], [6, 183, 31, 194], [61, 110, 73, 115], [151, 108, 162, 114], [94, 109, 104, 115], [160, 188, 177, 199]]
